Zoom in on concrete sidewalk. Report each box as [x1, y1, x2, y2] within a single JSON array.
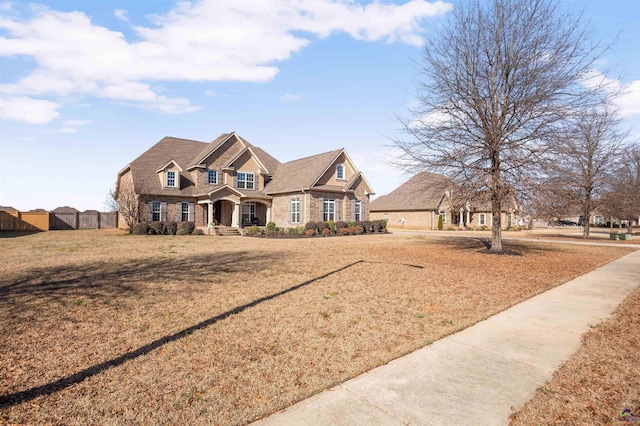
[[253, 250, 640, 426]]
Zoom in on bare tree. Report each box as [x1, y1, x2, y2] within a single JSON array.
[[394, 0, 606, 252], [551, 107, 625, 237], [108, 181, 144, 233], [602, 142, 640, 234]]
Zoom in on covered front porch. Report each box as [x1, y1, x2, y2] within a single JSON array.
[[197, 186, 272, 228]]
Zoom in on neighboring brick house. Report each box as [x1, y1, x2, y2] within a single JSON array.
[[115, 132, 374, 229], [370, 172, 521, 230]]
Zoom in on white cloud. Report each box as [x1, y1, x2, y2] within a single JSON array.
[[617, 80, 640, 118], [580, 70, 640, 119], [0, 1, 453, 123], [114, 9, 128, 22], [59, 119, 91, 133], [280, 93, 301, 102], [0, 95, 60, 123]]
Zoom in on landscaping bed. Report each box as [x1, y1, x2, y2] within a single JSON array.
[[0, 230, 633, 425]]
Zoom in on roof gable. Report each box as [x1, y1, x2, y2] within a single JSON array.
[[370, 172, 450, 212], [263, 149, 344, 194]]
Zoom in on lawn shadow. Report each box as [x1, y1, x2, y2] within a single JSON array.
[[415, 236, 562, 256], [0, 260, 364, 408], [0, 231, 41, 239]]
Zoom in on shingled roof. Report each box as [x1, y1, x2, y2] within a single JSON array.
[[370, 172, 451, 212], [129, 137, 208, 195], [264, 149, 344, 194]]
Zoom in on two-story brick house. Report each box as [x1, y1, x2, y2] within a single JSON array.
[[115, 132, 374, 229]]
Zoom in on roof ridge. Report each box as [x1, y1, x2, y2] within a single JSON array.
[[280, 148, 343, 165]]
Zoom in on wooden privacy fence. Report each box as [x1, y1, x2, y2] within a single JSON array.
[[0, 211, 49, 231], [0, 209, 117, 231], [49, 210, 118, 230]]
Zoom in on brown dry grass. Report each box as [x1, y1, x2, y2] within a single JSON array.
[[510, 285, 640, 426], [0, 230, 633, 425]]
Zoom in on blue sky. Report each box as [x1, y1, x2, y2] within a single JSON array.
[[1, 0, 639, 211]]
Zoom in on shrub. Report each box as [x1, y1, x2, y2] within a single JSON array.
[[246, 225, 261, 236], [178, 221, 195, 235], [437, 214, 444, 230], [372, 220, 383, 233], [287, 228, 299, 237], [164, 221, 178, 235], [339, 227, 350, 236], [295, 225, 305, 235], [327, 220, 336, 233], [347, 227, 356, 235], [266, 221, 276, 231], [192, 228, 204, 235], [304, 222, 318, 234], [149, 221, 166, 235], [336, 221, 347, 231], [354, 225, 364, 235], [347, 221, 355, 228], [132, 222, 149, 235], [445, 225, 457, 231], [361, 220, 373, 233], [265, 230, 277, 237], [316, 221, 329, 232], [380, 219, 388, 229], [322, 228, 331, 236], [381, 227, 388, 233], [305, 229, 316, 237]]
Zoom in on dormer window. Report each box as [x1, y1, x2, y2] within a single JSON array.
[[208, 169, 218, 184], [166, 170, 177, 188], [336, 164, 345, 180], [237, 172, 255, 190]]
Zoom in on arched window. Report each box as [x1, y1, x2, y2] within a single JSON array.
[[336, 164, 345, 180]]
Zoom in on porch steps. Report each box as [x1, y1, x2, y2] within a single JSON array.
[[215, 226, 242, 237]]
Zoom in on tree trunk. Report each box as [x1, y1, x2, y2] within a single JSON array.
[[582, 194, 591, 238], [491, 208, 502, 252]]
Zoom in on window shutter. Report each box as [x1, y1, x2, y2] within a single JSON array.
[[176, 203, 182, 221], [288, 199, 292, 223], [233, 176, 238, 188], [335, 200, 340, 221], [160, 202, 167, 222], [352, 200, 356, 222], [204, 171, 208, 184], [147, 202, 153, 222], [215, 171, 219, 185], [189, 203, 195, 222], [319, 197, 324, 221]]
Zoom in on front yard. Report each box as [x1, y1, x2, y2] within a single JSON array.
[[0, 230, 633, 425]]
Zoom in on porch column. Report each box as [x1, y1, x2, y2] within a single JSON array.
[[232, 202, 240, 227], [460, 208, 464, 226], [266, 205, 271, 224], [208, 202, 214, 225], [466, 210, 470, 226]]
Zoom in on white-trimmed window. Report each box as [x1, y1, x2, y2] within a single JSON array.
[[323, 199, 336, 221], [176, 202, 194, 222], [507, 213, 513, 227], [439, 210, 447, 224], [594, 215, 603, 225], [479, 213, 486, 226], [237, 172, 255, 190], [242, 202, 256, 224], [207, 170, 218, 184], [354, 200, 362, 221], [152, 201, 161, 222], [181, 202, 189, 222], [336, 164, 345, 180], [166, 170, 177, 188], [290, 198, 301, 223]]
